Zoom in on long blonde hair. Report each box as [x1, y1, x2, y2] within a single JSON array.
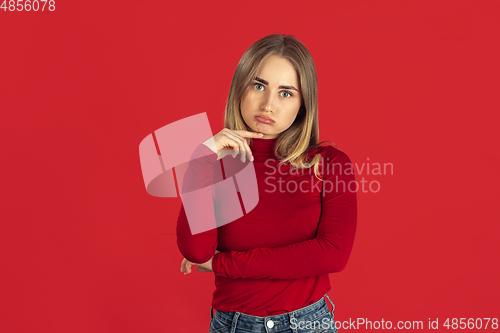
[[224, 34, 336, 181]]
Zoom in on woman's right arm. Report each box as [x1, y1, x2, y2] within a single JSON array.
[[176, 129, 264, 264], [176, 142, 219, 264]]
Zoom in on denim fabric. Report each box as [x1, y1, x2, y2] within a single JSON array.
[[209, 294, 338, 333]]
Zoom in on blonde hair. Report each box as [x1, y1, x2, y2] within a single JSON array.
[[224, 34, 336, 181]]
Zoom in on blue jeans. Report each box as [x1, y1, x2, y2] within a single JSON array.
[[209, 294, 338, 333]]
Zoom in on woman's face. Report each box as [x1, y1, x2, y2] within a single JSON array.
[[240, 55, 302, 139]]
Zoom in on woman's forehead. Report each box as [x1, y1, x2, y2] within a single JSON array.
[[256, 55, 299, 86]]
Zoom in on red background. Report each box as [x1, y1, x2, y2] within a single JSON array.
[[1, 1, 499, 332]]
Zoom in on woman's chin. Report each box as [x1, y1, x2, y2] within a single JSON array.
[[248, 123, 278, 138]]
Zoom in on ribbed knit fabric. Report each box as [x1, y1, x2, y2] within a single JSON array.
[[176, 137, 357, 316]]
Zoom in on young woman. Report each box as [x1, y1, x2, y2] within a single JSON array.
[[176, 34, 357, 333]]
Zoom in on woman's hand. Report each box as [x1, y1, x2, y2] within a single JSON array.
[[181, 250, 220, 275], [205, 128, 264, 162]]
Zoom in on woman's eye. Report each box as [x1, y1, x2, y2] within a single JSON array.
[[254, 83, 264, 91], [281, 91, 292, 98]]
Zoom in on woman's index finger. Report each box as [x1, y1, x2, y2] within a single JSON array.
[[233, 130, 264, 138]]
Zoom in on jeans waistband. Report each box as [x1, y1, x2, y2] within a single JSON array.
[[210, 294, 335, 329]]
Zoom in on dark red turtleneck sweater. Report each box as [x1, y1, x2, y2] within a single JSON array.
[[176, 137, 357, 316]]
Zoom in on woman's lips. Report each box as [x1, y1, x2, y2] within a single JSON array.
[[255, 115, 275, 124]]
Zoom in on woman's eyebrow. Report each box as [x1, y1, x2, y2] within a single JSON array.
[[254, 76, 299, 92]]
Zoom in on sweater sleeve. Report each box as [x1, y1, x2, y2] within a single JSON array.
[[176, 142, 220, 264], [212, 146, 357, 279]]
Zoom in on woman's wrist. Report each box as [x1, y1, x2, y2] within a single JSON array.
[[212, 252, 222, 277]]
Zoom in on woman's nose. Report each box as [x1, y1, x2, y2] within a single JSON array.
[[261, 91, 276, 112]]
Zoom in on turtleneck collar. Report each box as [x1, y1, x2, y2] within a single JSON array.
[[249, 137, 279, 154]]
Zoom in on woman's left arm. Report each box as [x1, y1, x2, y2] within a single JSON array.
[[210, 147, 357, 280]]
